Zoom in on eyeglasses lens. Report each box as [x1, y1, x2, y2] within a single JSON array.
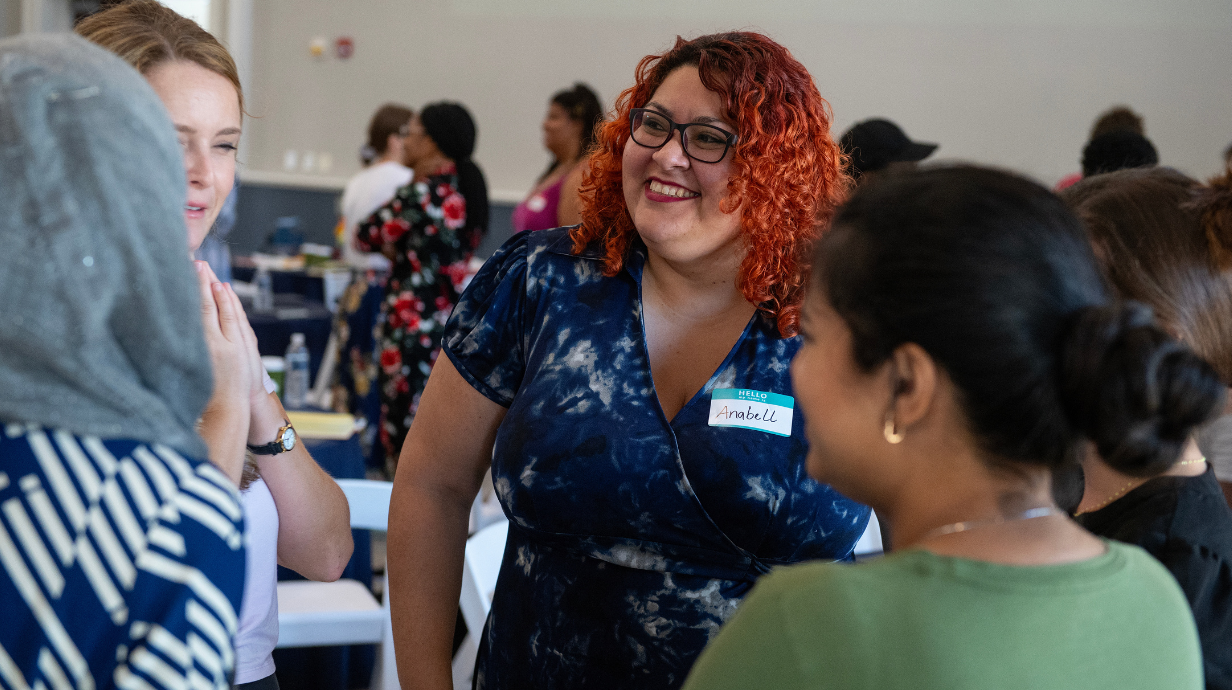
[[631, 110, 731, 164]]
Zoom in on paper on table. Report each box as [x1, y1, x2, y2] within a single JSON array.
[[287, 411, 357, 440]]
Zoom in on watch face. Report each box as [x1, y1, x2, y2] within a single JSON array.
[[281, 427, 296, 451]]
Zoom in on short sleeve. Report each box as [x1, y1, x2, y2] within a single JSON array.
[[442, 231, 533, 406], [353, 180, 423, 253]]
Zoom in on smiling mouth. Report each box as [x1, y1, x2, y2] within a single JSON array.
[[648, 180, 699, 199], [185, 205, 206, 213]]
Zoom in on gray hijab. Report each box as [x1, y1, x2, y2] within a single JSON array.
[[0, 34, 212, 459]]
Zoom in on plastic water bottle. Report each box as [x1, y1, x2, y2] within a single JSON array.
[[283, 333, 310, 409], [254, 266, 274, 312]]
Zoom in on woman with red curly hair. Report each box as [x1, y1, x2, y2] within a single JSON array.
[[386, 32, 866, 689]]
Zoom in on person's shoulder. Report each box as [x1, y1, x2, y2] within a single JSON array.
[[755, 556, 907, 617], [367, 163, 411, 194], [738, 559, 909, 676], [1171, 470, 1232, 549], [526, 226, 601, 259], [375, 160, 412, 181], [1101, 540, 1195, 600], [514, 227, 607, 278], [1, 422, 239, 514]]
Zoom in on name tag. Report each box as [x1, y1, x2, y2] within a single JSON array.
[[708, 388, 794, 437]]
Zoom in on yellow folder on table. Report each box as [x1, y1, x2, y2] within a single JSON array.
[[286, 411, 357, 440]]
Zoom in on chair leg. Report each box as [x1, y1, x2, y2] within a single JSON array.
[[380, 630, 399, 690], [451, 633, 477, 690], [373, 573, 399, 690]]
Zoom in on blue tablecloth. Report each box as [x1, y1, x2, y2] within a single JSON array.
[[247, 293, 333, 385], [233, 265, 326, 303], [272, 434, 376, 689]]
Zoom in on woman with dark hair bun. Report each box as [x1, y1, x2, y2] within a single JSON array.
[[685, 166, 1217, 690], [1062, 167, 1232, 690], [355, 101, 489, 472], [512, 83, 603, 232]]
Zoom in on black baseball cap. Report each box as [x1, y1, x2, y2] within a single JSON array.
[[840, 119, 938, 179]]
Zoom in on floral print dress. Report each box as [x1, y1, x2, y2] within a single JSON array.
[[355, 163, 480, 468], [442, 228, 870, 689]]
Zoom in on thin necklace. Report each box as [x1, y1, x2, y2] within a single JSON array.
[[1075, 457, 1205, 516], [920, 506, 1062, 541]]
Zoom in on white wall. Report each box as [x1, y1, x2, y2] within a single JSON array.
[[3, 0, 71, 35], [0, 0, 17, 37], [242, 0, 1232, 200]]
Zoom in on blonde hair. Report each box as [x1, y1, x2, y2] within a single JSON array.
[[76, 0, 243, 116]]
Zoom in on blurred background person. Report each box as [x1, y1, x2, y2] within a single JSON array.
[[0, 32, 244, 690], [684, 165, 1216, 690], [386, 32, 862, 689], [329, 104, 416, 469], [194, 173, 239, 283], [341, 103, 414, 269], [511, 82, 603, 232], [77, 3, 354, 689], [1082, 130, 1159, 178], [355, 101, 489, 474], [1056, 105, 1148, 190], [838, 117, 937, 184], [1063, 166, 1232, 689], [1090, 105, 1146, 139]]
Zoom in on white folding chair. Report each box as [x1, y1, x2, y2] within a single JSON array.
[[451, 519, 509, 689], [852, 509, 884, 559], [276, 479, 398, 690]]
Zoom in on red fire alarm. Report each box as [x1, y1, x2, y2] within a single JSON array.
[[335, 37, 355, 59]]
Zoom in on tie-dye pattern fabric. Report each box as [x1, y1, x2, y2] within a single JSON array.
[[443, 227, 870, 689]]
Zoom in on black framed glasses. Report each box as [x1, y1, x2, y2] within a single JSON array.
[[629, 108, 738, 164]]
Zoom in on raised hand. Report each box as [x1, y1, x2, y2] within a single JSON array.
[[195, 260, 253, 485]]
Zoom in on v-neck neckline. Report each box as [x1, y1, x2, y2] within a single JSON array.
[[626, 244, 757, 426]]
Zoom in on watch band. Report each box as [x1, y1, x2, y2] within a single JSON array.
[[247, 422, 294, 456]]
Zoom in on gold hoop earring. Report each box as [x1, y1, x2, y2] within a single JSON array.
[[883, 415, 904, 444]]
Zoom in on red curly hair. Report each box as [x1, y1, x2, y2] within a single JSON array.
[[572, 32, 849, 336]]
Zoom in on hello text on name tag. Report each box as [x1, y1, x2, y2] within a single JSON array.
[[708, 388, 794, 437]]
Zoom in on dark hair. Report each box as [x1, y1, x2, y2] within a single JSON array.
[[816, 166, 1225, 476], [1062, 167, 1232, 384], [550, 82, 603, 156], [574, 32, 848, 336], [420, 101, 489, 235], [1090, 106, 1145, 139], [363, 103, 413, 165], [1082, 131, 1158, 177]]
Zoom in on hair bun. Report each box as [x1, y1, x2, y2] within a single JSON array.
[[1060, 302, 1225, 476], [1201, 171, 1232, 269]]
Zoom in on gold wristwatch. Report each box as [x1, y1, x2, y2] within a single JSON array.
[[247, 421, 297, 455]]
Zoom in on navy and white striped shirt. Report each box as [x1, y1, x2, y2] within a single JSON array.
[[0, 423, 245, 689]]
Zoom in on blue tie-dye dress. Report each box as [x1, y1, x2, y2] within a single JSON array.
[[443, 228, 869, 689]]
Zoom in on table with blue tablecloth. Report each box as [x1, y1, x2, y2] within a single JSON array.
[[233, 265, 326, 303], [245, 293, 333, 384]]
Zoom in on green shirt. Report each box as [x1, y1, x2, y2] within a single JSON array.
[[683, 541, 1201, 690]]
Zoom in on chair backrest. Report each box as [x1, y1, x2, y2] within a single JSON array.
[[337, 478, 393, 532], [852, 509, 884, 557], [459, 519, 508, 636]]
